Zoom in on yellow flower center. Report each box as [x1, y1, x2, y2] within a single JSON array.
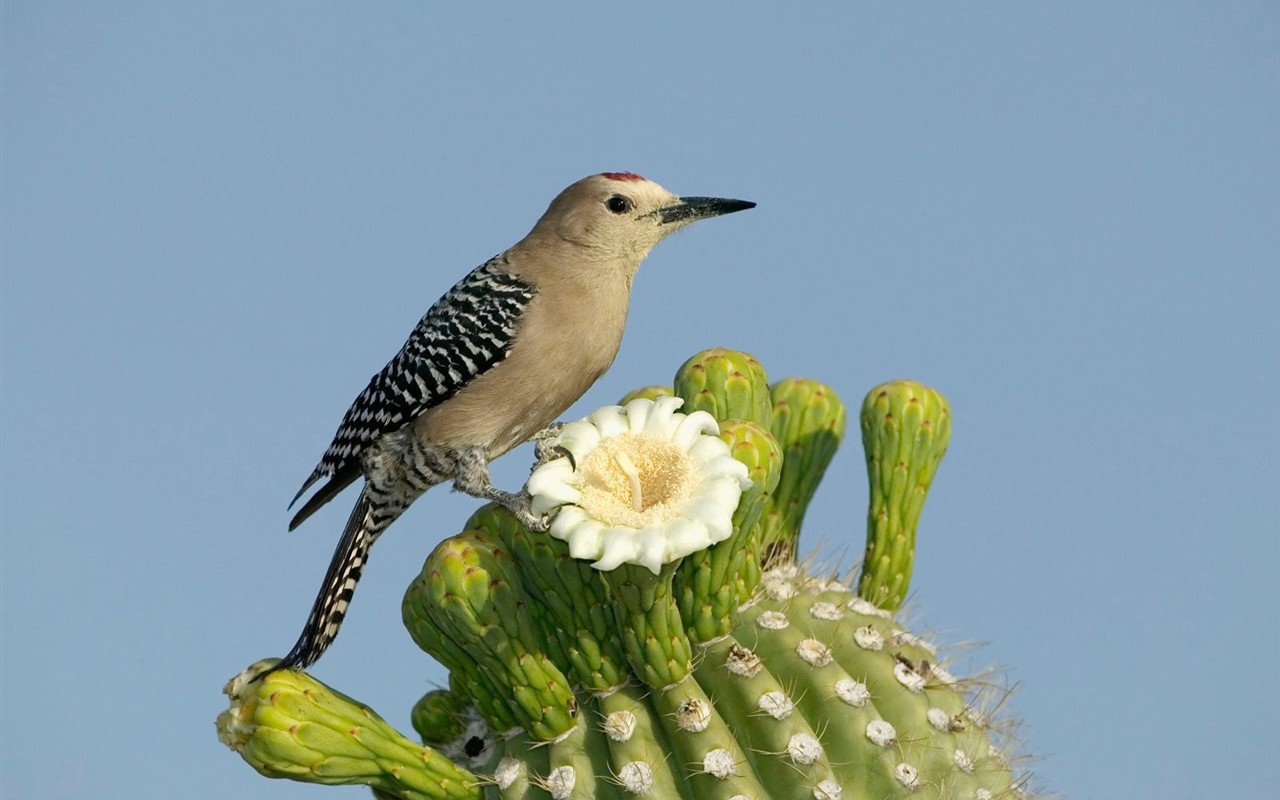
[[579, 433, 695, 528]]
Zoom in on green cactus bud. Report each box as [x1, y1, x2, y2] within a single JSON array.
[[411, 689, 469, 746], [673, 348, 772, 427], [216, 663, 480, 800], [857, 380, 951, 610], [674, 418, 782, 642], [760, 378, 847, 565], [403, 530, 577, 741], [617, 385, 672, 404]]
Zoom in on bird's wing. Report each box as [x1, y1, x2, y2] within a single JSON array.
[[288, 257, 537, 527]]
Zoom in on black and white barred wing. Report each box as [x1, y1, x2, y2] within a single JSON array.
[[288, 258, 535, 528]]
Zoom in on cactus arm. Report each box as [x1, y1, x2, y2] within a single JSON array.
[[490, 732, 538, 799], [734, 594, 905, 797], [403, 531, 576, 740], [536, 712, 598, 799], [857, 381, 951, 610], [466, 503, 628, 694], [761, 378, 847, 565], [217, 664, 481, 800], [411, 690, 469, 746]]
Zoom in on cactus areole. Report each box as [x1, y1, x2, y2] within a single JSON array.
[[218, 348, 1036, 799]]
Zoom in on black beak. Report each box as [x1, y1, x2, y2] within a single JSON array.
[[657, 196, 756, 225]]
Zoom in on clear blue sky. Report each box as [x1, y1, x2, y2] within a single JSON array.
[[3, 4, 1277, 798]]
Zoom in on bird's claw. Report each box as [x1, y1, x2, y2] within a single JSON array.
[[516, 508, 553, 532], [532, 423, 567, 466], [548, 444, 576, 471], [491, 488, 553, 531], [508, 497, 552, 532]]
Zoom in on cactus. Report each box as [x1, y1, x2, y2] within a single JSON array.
[[857, 381, 951, 611], [616, 385, 673, 405], [759, 377, 848, 566], [673, 347, 773, 426], [219, 349, 1036, 799]]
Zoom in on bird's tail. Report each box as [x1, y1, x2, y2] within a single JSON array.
[[268, 489, 393, 673]]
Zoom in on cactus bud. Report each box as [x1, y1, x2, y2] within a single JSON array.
[[673, 348, 773, 427]]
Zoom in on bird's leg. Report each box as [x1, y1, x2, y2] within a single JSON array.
[[453, 446, 550, 531]]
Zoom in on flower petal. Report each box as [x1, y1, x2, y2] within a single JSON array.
[[687, 436, 732, 465], [549, 505, 589, 536], [691, 476, 746, 511], [527, 457, 574, 492], [620, 399, 652, 434], [682, 498, 736, 544], [526, 395, 749, 574], [587, 405, 630, 439], [699, 455, 752, 487], [660, 518, 712, 561], [556, 420, 602, 463], [633, 525, 671, 574], [527, 468, 582, 516], [593, 528, 641, 571], [671, 410, 719, 449], [564, 521, 608, 560], [640, 396, 684, 438]]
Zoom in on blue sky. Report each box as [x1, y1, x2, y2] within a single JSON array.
[[3, 3, 1277, 798]]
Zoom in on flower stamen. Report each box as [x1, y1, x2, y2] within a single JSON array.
[[614, 450, 643, 511]]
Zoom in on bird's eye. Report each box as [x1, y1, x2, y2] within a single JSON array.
[[606, 195, 633, 214]]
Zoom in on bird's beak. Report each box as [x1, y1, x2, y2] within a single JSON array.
[[656, 196, 756, 225]]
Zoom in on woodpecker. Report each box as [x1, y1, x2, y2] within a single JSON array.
[[272, 172, 755, 673]]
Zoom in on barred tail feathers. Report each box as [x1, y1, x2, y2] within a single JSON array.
[[271, 490, 387, 673]]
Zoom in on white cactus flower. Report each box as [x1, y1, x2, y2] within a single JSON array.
[[526, 396, 751, 575]]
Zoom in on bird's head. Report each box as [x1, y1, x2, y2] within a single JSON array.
[[533, 172, 755, 269]]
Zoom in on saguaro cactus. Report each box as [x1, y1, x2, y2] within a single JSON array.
[[219, 349, 1035, 799]]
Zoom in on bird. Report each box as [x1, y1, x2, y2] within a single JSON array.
[[270, 172, 755, 674]]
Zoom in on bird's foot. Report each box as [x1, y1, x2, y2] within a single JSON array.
[[453, 446, 552, 530], [532, 423, 567, 466], [490, 488, 551, 532]]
